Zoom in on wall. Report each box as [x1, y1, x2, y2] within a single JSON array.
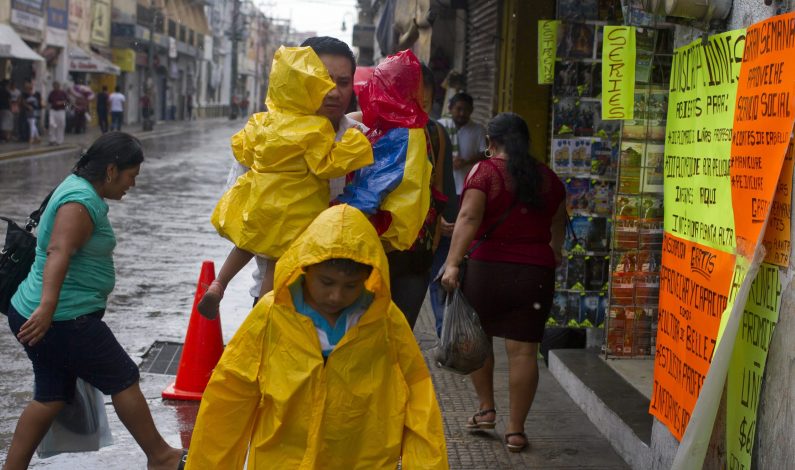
[[499, 0, 555, 162]]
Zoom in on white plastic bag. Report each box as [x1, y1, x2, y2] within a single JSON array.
[[433, 288, 491, 375], [37, 378, 114, 458]]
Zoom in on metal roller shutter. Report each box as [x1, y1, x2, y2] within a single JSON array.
[[465, 0, 501, 126]]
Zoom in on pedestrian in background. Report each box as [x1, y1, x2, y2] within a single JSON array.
[[24, 83, 41, 144], [47, 81, 69, 145], [185, 93, 193, 121], [438, 93, 487, 196], [8, 81, 21, 141], [5, 132, 187, 470], [441, 112, 567, 453], [186, 205, 447, 469], [0, 80, 12, 142], [96, 85, 109, 133], [108, 86, 125, 131]]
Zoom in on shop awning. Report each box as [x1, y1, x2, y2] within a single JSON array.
[[0, 24, 45, 61], [68, 45, 121, 75]]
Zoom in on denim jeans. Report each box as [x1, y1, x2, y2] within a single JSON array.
[[428, 236, 451, 337], [110, 111, 123, 131]]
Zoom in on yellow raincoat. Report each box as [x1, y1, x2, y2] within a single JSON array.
[[186, 205, 448, 470], [211, 46, 373, 258]]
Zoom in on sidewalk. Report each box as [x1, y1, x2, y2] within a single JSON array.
[[0, 117, 233, 162], [414, 301, 629, 469]]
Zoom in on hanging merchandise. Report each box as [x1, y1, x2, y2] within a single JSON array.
[[605, 26, 673, 358], [547, 1, 672, 358]]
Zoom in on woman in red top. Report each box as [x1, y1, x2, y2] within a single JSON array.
[[442, 112, 566, 453]]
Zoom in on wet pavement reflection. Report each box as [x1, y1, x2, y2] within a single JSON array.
[[0, 120, 258, 466]]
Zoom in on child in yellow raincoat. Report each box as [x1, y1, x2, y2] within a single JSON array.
[[185, 204, 448, 469], [198, 46, 373, 318]]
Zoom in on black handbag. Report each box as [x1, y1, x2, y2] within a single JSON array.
[[0, 191, 53, 314]]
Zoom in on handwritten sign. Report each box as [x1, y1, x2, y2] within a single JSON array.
[[601, 26, 635, 120], [662, 30, 745, 252], [651, 233, 736, 439], [730, 12, 795, 257], [726, 263, 781, 469], [762, 141, 794, 266], [538, 20, 559, 84]]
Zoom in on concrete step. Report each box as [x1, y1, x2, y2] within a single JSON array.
[[549, 349, 653, 470]]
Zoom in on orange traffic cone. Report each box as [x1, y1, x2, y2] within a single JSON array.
[[162, 261, 224, 401]]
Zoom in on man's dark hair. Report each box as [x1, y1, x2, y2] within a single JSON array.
[[448, 92, 474, 108], [300, 36, 356, 75], [315, 258, 373, 277], [114, 86, 121, 92], [102, 86, 108, 91]]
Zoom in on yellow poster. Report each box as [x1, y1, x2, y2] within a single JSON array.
[[537, 20, 559, 85], [112, 48, 136, 72], [662, 30, 746, 252], [726, 263, 780, 469], [601, 26, 635, 120], [91, 0, 111, 47]]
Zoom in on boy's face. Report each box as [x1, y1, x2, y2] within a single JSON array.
[[317, 54, 354, 126], [303, 264, 369, 317]]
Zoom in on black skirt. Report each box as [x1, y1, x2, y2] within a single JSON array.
[[461, 259, 554, 343]]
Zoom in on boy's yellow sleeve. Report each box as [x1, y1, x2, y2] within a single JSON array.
[[304, 126, 374, 179], [388, 307, 449, 469], [185, 308, 268, 469]]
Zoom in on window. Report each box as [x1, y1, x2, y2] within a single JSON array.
[[168, 20, 176, 38], [189, 30, 195, 46], [179, 25, 186, 43]]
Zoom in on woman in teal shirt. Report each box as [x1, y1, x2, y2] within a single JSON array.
[[6, 132, 186, 469]]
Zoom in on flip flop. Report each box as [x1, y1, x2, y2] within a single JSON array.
[[465, 408, 496, 429], [177, 449, 188, 470], [505, 432, 528, 453]]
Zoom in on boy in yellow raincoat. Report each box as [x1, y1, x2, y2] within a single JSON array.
[[198, 46, 373, 318], [185, 204, 448, 469]]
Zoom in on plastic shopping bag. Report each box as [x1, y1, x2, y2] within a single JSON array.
[[433, 288, 491, 375], [37, 378, 113, 458]]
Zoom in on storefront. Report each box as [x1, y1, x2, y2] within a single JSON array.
[[0, 24, 45, 83]]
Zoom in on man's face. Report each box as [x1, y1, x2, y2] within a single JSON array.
[[317, 54, 354, 127], [449, 100, 473, 127]]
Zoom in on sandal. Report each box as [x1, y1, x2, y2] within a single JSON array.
[[505, 432, 528, 453], [465, 408, 496, 429]]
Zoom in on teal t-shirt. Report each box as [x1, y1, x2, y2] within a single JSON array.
[[289, 276, 374, 358], [11, 174, 116, 321]]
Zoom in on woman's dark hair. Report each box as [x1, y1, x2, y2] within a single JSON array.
[[73, 131, 144, 182], [487, 112, 543, 208], [300, 36, 356, 76], [314, 258, 373, 277]]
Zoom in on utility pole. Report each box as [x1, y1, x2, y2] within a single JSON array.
[[229, 0, 241, 119], [145, 5, 158, 131]]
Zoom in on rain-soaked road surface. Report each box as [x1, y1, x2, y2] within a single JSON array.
[[0, 119, 258, 466]]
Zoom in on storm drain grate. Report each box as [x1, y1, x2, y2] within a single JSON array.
[[140, 341, 183, 375]]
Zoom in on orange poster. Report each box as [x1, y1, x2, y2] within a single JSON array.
[[730, 12, 795, 258], [762, 141, 794, 266], [651, 233, 736, 439]]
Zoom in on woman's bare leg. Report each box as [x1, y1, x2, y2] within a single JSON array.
[[3, 400, 65, 470]]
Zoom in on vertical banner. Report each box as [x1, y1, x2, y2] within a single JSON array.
[[538, 20, 559, 84], [726, 264, 781, 470], [601, 26, 636, 120], [651, 29, 746, 441], [730, 12, 795, 257], [91, 0, 112, 47]]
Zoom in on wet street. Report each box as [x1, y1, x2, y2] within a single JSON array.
[[0, 119, 259, 466]]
